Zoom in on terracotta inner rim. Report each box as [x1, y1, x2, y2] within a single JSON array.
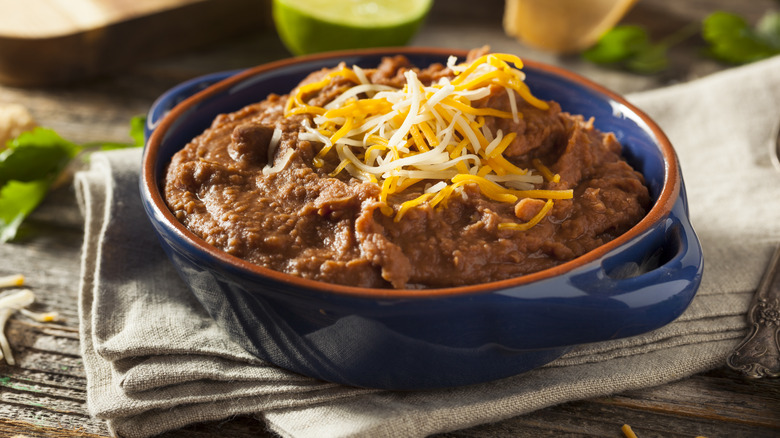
[[143, 47, 679, 299]]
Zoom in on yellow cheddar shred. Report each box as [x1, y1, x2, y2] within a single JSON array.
[[621, 424, 639, 438], [533, 158, 561, 183], [395, 193, 435, 222], [284, 53, 572, 231], [0, 274, 24, 288], [498, 199, 554, 231]]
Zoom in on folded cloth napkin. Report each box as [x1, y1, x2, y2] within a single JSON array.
[[76, 54, 780, 438]]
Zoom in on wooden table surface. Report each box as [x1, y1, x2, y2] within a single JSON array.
[[2, 0, 779, 437]]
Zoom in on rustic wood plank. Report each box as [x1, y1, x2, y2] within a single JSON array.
[[1, 367, 86, 393], [434, 366, 780, 437], [0, 0, 212, 38], [0, 362, 104, 435], [0, 0, 270, 86], [0, 405, 107, 436], [598, 372, 780, 429], [5, 351, 85, 380], [159, 416, 276, 438], [0, 224, 83, 327], [0, 386, 88, 417], [435, 395, 780, 438], [2, 346, 85, 386]]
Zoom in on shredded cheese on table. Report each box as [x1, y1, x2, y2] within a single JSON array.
[[0, 274, 24, 288], [282, 53, 573, 229], [0, 275, 60, 366], [621, 424, 639, 438]]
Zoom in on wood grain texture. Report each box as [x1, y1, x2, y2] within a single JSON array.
[[0, 0, 211, 38], [1, 0, 779, 436], [0, 0, 270, 86]]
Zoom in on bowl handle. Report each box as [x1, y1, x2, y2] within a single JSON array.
[[561, 197, 703, 343], [610, 200, 702, 333], [613, 213, 698, 278]]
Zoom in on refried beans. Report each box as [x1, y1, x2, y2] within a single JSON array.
[[163, 51, 650, 289]]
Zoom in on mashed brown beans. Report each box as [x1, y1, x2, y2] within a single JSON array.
[[164, 54, 650, 289]]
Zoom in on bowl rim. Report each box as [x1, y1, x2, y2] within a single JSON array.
[[142, 46, 679, 299]]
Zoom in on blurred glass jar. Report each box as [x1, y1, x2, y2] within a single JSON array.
[[504, 0, 638, 53]]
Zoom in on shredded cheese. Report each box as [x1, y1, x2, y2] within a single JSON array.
[[262, 149, 295, 176], [0, 274, 24, 288], [0, 275, 60, 366], [284, 53, 573, 230], [621, 424, 638, 438]]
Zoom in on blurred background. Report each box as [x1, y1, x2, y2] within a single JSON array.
[[0, 0, 778, 143]]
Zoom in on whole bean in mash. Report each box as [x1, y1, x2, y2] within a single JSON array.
[[163, 49, 650, 289]]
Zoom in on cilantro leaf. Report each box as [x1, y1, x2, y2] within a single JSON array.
[[0, 179, 50, 242], [702, 11, 780, 64], [129, 115, 146, 147], [625, 44, 669, 74], [582, 25, 651, 64], [0, 128, 79, 185], [582, 25, 670, 74], [0, 115, 146, 243]]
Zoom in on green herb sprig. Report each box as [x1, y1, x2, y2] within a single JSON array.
[[582, 23, 698, 74], [702, 11, 780, 64], [0, 116, 145, 242], [583, 10, 780, 73]]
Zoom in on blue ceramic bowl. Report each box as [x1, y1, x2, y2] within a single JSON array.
[[141, 48, 702, 390]]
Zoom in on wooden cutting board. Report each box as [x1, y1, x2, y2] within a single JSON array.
[[0, 0, 268, 87]]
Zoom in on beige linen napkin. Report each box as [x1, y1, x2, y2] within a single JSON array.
[[76, 54, 780, 438]]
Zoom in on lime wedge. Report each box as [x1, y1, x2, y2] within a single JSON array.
[[272, 0, 432, 55]]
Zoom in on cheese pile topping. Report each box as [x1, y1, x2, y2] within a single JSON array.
[[283, 53, 573, 229]]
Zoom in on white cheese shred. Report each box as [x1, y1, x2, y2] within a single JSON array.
[[266, 127, 283, 165], [262, 149, 295, 176], [0, 278, 61, 366], [0, 274, 24, 288]]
